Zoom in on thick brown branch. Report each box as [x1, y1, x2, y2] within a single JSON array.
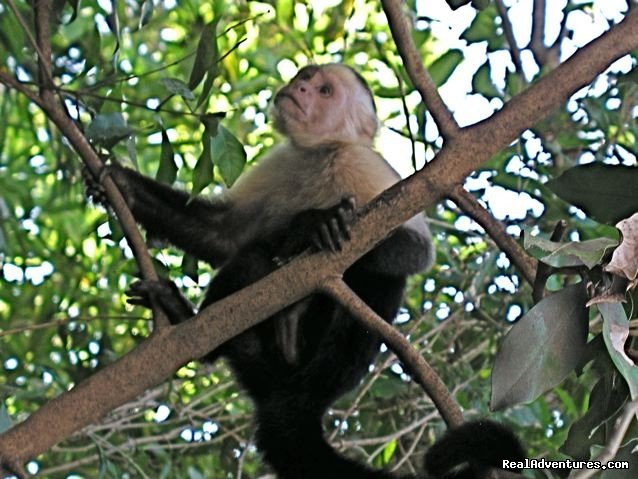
[[448, 185, 537, 286], [381, 0, 460, 139], [320, 277, 464, 427]]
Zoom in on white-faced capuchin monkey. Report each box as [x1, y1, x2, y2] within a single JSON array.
[[86, 64, 524, 479]]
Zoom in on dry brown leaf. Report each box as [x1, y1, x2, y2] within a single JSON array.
[[605, 212, 638, 282]]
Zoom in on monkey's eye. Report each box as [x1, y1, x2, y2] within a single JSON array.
[[319, 84, 332, 96]]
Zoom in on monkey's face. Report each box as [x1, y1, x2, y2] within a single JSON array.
[[271, 64, 378, 149]]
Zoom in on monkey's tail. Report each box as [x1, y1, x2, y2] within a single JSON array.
[[255, 395, 523, 479], [254, 396, 408, 479], [423, 419, 525, 478]]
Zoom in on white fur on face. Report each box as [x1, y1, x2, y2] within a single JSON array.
[[271, 64, 378, 148]]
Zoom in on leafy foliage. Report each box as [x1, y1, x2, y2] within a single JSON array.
[[1, 0, 637, 478]]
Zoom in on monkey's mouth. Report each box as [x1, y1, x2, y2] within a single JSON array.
[[275, 92, 305, 113]]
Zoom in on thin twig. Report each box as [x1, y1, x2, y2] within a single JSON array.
[[530, 0, 547, 64], [0, 71, 46, 108], [320, 277, 464, 428], [381, 0, 460, 140], [448, 185, 537, 286], [34, 0, 55, 103], [5, 0, 49, 83], [532, 220, 567, 302], [569, 399, 638, 479], [495, 0, 525, 74]]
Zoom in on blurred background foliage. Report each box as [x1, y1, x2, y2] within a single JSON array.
[[0, 0, 636, 477]]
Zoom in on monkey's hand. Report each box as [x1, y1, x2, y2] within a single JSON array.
[[83, 162, 136, 210], [127, 279, 195, 324], [310, 196, 356, 252], [277, 196, 356, 259], [82, 163, 110, 208]]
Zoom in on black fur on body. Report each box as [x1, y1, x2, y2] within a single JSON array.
[[89, 64, 524, 478]]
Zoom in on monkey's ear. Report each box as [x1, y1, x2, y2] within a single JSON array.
[[358, 113, 379, 142]]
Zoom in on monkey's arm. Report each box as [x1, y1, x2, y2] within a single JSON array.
[[358, 218, 434, 277], [90, 165, 242, 266], [277, 200, 432, 276]]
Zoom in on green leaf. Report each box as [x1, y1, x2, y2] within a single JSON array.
[[429, 49, 463, 87], [66, 0, 81, 23], [0, 8, 28, 62], [505, 71, 524, 96], [472, 0, 491, 9], [524, 235, 618, 269], [201, 113, 222, 137], [192, 134, 214, 198], [212, 126, 246, 187], [191, 115, 221, 197], [381, 439, 397, 463], [473, 62, 500, 98], [85, 113, 133, 147], [600, 303, 638, 399], [188, 20, 220, 91], [156, 129, 177, 185], [105, 0, 121, 61], [491, 283, 589, 410], [277, 0, 294, 24], [197, 63, 218, 109], [561, 373, 629, 460], [160, 78, 195, 101], [139, 0, 154, 29], [0, 404, 11, 433], [547, 164, 638, 224], [461, 4, 503, 51], [181, 255, 199, 282]]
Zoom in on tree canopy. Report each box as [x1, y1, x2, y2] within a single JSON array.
[[1, 0, 637, 478]]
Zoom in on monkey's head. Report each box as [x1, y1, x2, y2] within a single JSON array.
[[271, 64, 379, 149]]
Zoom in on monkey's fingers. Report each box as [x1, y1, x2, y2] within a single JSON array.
[[126, 296, 151, 308], [340, 196, 357, 212], [82, 165, 108, 206], [335, 205, 353, 242], [315, 223, 338, 252], [126, 280, 157, 309]]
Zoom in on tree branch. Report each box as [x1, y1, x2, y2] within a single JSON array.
[[495, 0, 525, 74], [448, 185, 537, 285], [380, 0, 461, 140], [530, 0, 547, 65], [319, 277, 464, 427], [0, 1, 169, 328], [34, 0, 54, 103], [5, 0, 49, 85]]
